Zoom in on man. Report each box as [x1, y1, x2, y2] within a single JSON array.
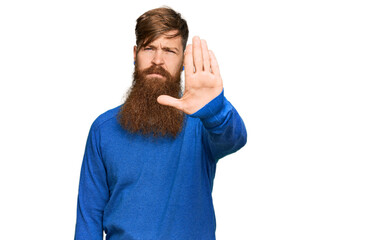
[[75, 7, 247, 240]]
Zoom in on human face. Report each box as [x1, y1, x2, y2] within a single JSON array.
[[134, 31, 184, 81]]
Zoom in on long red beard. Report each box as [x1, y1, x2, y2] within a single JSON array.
[[117, 64, 184, 138]]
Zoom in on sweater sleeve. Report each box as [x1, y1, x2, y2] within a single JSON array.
[[75, 122, 109, 240], [189, 90, 247, 162]]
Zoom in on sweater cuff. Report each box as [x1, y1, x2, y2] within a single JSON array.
[[189, 90, 232, 129]]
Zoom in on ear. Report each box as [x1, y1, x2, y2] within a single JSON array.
[[133, 45, 137, 62]]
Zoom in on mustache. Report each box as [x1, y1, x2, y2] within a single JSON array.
[[143, 65, 171, 79]]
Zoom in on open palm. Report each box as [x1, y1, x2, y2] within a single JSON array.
[[157, 36, 223, 115]]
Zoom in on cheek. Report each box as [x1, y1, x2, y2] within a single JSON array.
[[166, 57, 183, 73], [136, 54, 152, 70]]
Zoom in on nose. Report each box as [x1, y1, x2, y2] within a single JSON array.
[[152, 50, 164, 66]]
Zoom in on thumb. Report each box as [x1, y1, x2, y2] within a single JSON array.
[[157, 95, 183, 110]]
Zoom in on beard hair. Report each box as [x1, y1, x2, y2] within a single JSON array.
[[117, 64, 184, 138]]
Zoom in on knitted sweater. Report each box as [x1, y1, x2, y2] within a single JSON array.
[[75, 91, 247, 240]]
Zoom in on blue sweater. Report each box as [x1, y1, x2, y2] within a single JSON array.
[[75, 91, 247, 240]]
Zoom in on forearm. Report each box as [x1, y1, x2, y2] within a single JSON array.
[[190, 90, 247, 161]]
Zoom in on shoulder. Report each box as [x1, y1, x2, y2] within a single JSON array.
[[90, 105, 123, 132]]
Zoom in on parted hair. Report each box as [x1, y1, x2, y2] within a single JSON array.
[[135, 7, 189, 53]]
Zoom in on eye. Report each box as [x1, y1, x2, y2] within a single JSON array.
[[165, 49, 176, 54]]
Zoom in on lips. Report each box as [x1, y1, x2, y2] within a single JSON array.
[[144, 66, 170, 79], [147, 73, 164, 78], [148, 72, 162, 76]]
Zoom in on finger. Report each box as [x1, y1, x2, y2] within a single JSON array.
[[192, 36, 202, 72], [209, 50, 220, 75], [184, 44, 194, 74], [157, 95, 183, 111], [201, 39, 210, 72]]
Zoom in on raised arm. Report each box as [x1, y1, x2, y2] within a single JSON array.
[[191, 90, 247, 161], [157, 36, 223, 114], [158, 36, 247, 161]]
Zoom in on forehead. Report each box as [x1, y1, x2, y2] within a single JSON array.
[[146, 31, 183, 49]]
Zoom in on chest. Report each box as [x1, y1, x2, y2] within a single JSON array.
[[100, 125, 212, 194]]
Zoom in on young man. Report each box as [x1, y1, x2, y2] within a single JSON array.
[[75, 7, 247, 240]]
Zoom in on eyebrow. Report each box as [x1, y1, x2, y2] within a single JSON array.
[[145, 44, 179, 53], [162, 47, 179, 53]]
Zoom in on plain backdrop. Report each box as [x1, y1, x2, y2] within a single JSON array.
[[1, 0, 388, 239]]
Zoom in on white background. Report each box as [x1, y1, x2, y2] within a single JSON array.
[[1, 0, 388, 239]]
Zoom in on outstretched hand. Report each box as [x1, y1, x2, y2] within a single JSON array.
[[157, 36, 223, 115]]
